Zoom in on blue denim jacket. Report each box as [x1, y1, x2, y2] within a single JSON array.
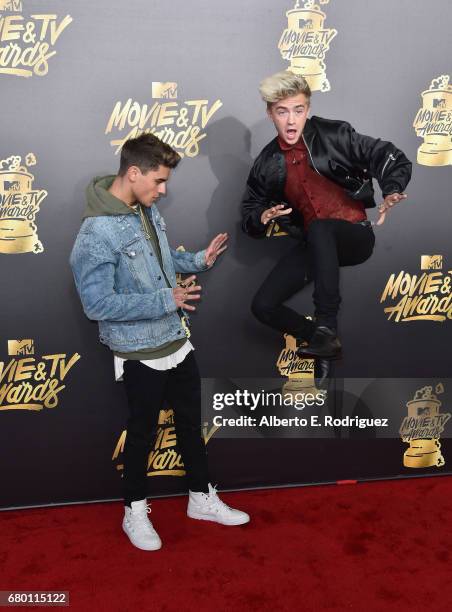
[[70, 204, 208, 352]]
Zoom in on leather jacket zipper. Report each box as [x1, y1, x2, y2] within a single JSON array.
[[381, 152, 397, 180], [302, 133, 321, 175]]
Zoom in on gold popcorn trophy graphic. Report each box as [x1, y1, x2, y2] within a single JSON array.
[[413, 75, 452, 166], [0, 154, 47, 254], [276, 333, 316, 398], [399, 385, 451, 468], [278, 0, 337, 92]]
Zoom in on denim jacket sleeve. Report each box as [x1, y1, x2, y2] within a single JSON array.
[[70, 231, 177, 322], [170, 247, 210, 273]]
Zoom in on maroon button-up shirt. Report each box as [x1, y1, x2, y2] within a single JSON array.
[[278, 137, 366, 229]]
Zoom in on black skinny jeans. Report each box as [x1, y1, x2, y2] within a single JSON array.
[[251, 218, 375, 335], [122, 352, 209, 506]]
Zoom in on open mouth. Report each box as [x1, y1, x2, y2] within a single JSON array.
[[286, 129, 298, 139]]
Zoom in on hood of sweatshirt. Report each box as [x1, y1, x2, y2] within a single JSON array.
[[83, 175, 135, 218]]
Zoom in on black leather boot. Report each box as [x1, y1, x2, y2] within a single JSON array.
[[297, 326, 341, 359], [314, 357, 331, 389]]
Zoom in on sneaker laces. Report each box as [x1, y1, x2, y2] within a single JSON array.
[[206, 485, 232, 513], [133, 502, 151, 516], [129, 503, 153, 532]]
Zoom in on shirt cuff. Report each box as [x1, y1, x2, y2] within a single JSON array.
[[382, 183, 401, 198], [194, 249, 209, 271]]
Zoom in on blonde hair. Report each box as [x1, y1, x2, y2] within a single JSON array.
[[259, 71, 311, 106]]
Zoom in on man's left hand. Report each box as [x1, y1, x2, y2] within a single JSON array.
[[376, 193, 408, 226], [205, 232, 228, 266]]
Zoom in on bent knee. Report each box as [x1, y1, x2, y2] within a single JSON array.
[[251, 295, 274, 323]]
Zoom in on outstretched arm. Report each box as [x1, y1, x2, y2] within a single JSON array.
[[339, 121, 412, 196], [204, 232, 228, 266], [170, 247, 209, 274]]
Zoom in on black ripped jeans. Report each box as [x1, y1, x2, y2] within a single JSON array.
[[251, 219, 375, 335], [122, 352, 209, 506]]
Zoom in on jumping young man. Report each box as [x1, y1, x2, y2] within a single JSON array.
[[242, 70, 412, 361], [71, 133, 249, 551]]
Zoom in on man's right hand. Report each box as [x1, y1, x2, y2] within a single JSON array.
[[173, 275, 201, 311], [260, 204, 293, 226]]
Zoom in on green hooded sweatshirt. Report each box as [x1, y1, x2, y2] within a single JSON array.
[[84, 176, 132, 218]]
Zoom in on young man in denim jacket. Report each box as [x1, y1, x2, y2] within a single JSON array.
[[70, 134, 249, 551]]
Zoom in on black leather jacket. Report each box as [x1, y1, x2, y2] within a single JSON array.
[[242, 115, 412, 237]]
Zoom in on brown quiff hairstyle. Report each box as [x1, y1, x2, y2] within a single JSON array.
[[118, 133, 181, 176]]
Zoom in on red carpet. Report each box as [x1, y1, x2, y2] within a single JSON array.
[[2, 477, 452, 611]]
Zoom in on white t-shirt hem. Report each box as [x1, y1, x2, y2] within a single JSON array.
[[114, 340, 194, 381]]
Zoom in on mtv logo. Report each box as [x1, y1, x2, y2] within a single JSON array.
[[3, 180, 20, 191], [8, 339, 35, 356], [152, 82, 178, 99], [433, 98, 446, 109], [298, 18, 313, 29], [416, 406, 433, 416], [421, 255, 443, 270], [0, 0, 23, 11], [158, 409, 174, 425]]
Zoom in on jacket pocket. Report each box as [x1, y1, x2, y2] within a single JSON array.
[[116, 237, 148, 290], [328, 160, 359, 186], [329, 159, 372, 194], [346, 179, 374, 201], [116, 235, 143, 255]]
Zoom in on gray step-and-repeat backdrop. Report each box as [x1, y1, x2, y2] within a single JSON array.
[[1, 0, 451, 509]]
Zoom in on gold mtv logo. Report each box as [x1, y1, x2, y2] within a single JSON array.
[[433, 98, 446, 109], [298, 18, 314, 29], [152, 82, 178, 99], [0, 0, 22, 11], [158, 408, 174, 425], [421, 255, 443, 270], [8, 339, 34, 356]]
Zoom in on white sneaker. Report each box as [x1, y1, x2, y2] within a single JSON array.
[[187, 483, 250, 526], [122, 499, 162, 551]]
